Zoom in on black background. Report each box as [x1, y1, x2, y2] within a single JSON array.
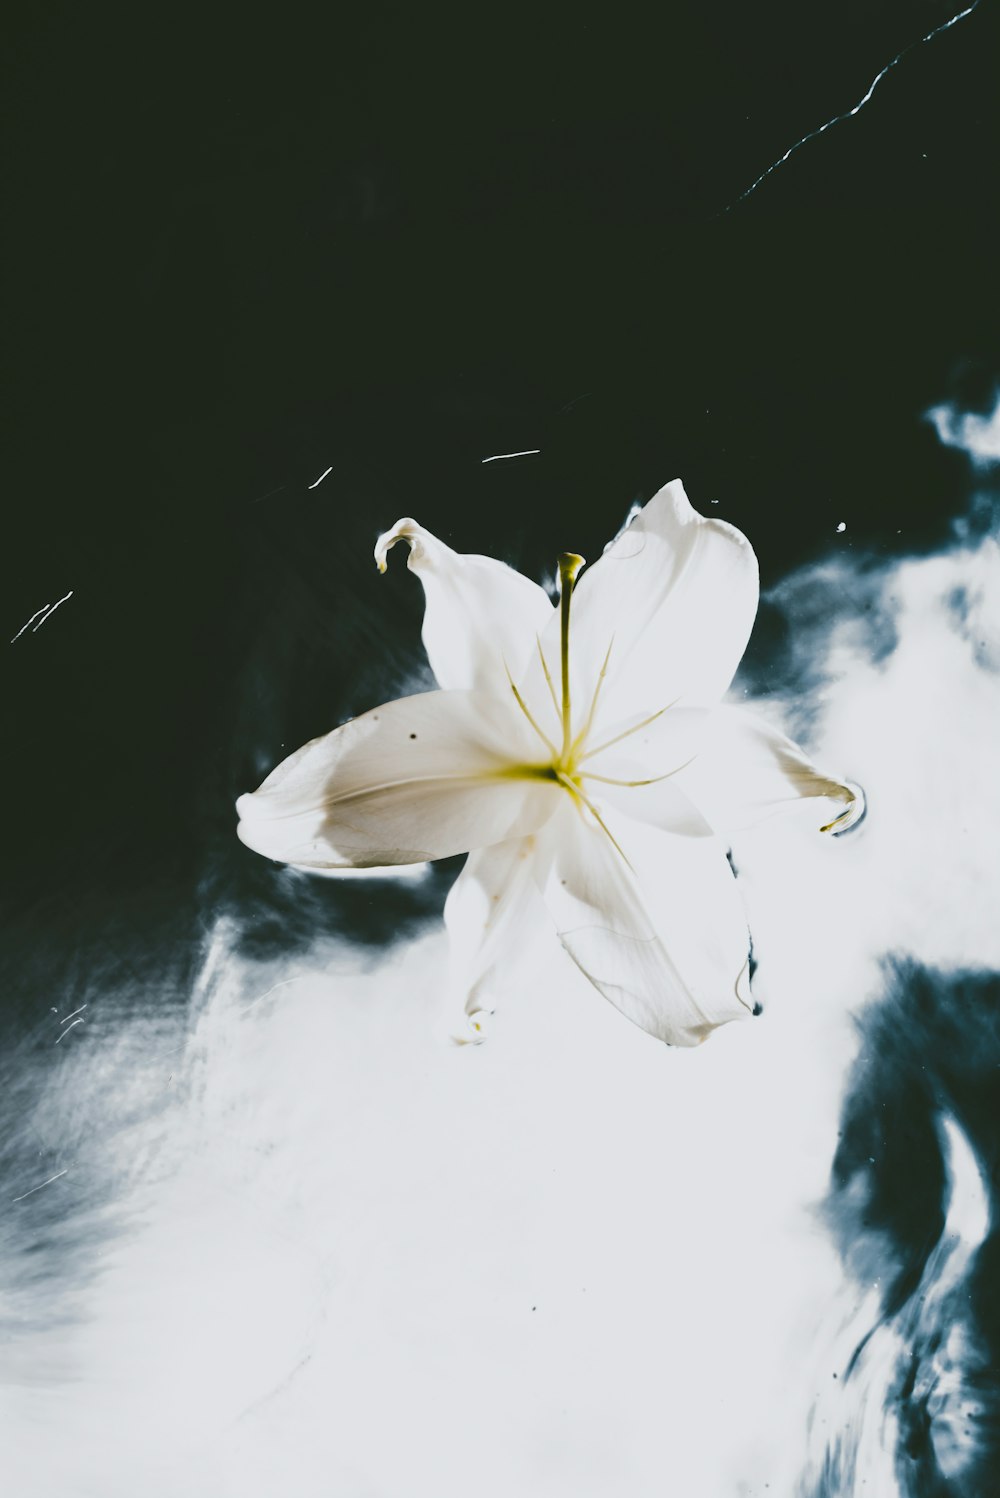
[[4, 0, 998, 937]]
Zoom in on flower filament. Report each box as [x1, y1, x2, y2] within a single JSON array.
[[501, 551, 688, 867], [505, 553, 684, 798]]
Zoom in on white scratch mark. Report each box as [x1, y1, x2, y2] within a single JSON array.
[[10, 603, 54, 644], [30, 590, 74, 635], [60, 1004, 88, 1024], [726, 2, 981, 211], [308, 465, 334, 489], [54, 1017, 84, 1042], [13, 1168, 68, 1203], [251, 483, 288, 506], [242, 976, 306, 1018], [481, 449, 541, 464]]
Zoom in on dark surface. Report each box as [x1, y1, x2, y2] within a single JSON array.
[[5, 1, 999, 920]]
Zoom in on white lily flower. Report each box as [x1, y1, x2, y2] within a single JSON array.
[[237, 479, 859, 1047]]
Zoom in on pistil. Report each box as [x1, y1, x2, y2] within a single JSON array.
[[557, 552, 585, 762]]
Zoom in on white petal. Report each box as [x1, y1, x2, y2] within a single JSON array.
[[579, 704, 710, 781], [375, 517, 555, 693], [670, 705, 859, 836], [236, 689, 560, 868], [289, 862, 429, 880], [537, 799, 753, 1046], [535, 479, 758, 739], [583, 773, 715, 839], [444, 835, 548, 1040]]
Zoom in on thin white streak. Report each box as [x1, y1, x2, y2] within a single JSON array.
[[242, 976, 305, 1017], [308, 466, 333, 489], [55, 1017, 84, 1042], [481, 449, 541, 464], [12, 1168, 68, 1203], [61, 1004, 88, 1024], [251, 484, 288, 506], [10, 603, 52, 643], [32, 590, 74, 633], [726, 2, 981, 211]]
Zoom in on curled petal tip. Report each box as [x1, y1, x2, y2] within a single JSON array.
[[234, 790, 268, 844], [820, 779, 866, 835], [450, 1008, 491, 1047], [735, 955, 755, 1015], [374, 517, 422, 575]]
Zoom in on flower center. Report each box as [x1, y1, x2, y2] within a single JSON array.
[[503, 552, 589, 783], [503, 553, 860, 849], [505, 553, 672, 790], [502, 552, 673, 865]]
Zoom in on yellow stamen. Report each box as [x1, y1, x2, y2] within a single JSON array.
[[536, 634, 561, 728], [557, 771, 634, 870], [504, 660, 559, 758], [579, 699, 680, 763], [579, 754, 697, 789], [570, 636, 615, 757]]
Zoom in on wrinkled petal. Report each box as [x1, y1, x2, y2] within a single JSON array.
[[444, 834, 548, 1040], [376, 517, 555, 693], [236, 689, 560, 868], [536, 798, 753, 1046], [527, 480, 758, 739], [670, 706, 859, 837]]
